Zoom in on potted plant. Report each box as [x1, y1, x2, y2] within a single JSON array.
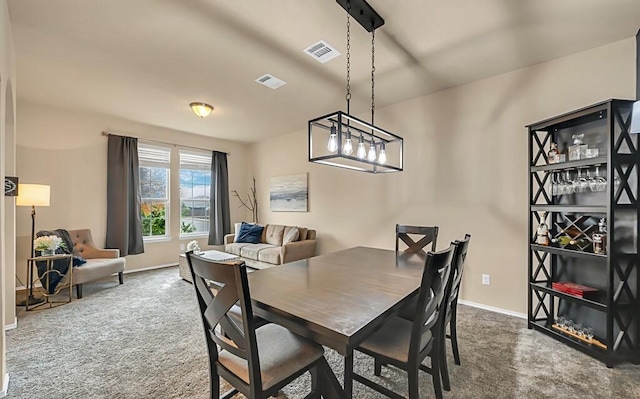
[[34, 235, 64, 256]]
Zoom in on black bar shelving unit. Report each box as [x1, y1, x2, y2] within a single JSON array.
[[527, 99, 640, 367]]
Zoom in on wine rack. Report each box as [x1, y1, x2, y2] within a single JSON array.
[[527, 99, 640, 367]]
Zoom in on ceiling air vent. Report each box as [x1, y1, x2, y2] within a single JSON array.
[[255, 74, 287, 90], [303, 40, 341, 63]]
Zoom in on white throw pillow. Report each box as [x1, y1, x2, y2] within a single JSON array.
[[282, 227, 300, 245], [234, 222, 242, 242]]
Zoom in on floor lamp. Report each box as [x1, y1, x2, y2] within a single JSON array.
[[15, 183, 50, 307]]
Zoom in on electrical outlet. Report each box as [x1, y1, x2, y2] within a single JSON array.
[[482, 274, 491, 286], [180, 244, 185, 251]]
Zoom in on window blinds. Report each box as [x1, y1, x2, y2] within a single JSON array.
[[180, 150, 211, 171]]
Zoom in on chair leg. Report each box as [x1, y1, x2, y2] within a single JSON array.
[[407, 366, 419, 399], [430, 353, 444, 399], [440, 337, 451, 392], [310, 365, 320, 398], [76, 284, 83, 299], [374, 359, 382, 376], [118, 271, 124, 285], [210, 372, 219, 399], [450, 319, 461, 365]]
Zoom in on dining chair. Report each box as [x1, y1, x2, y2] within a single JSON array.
[[439, 234, 471, 392], [395, 224, 439, 254], [351, 244, 455, 399], [186, 251, 345, 399]]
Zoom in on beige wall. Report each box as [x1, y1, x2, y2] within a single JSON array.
[[0, 0, 16, 393], [249, 38, 636, 315], [15, 101, 250, 287]]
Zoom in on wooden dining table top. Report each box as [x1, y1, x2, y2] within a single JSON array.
[[248, 246, 427, 355]]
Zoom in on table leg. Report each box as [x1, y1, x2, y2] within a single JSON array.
[[26, 260, 32, 311], [344, 349, 353, 399]]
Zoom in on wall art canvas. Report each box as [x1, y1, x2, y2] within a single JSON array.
[[4, 177, 18, 196], [270, 173, 308, 212]]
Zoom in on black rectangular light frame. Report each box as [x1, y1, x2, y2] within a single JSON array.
[[336, 0, 385, 32]]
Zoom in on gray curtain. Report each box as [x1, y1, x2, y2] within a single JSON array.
[[208, 151, 231, 245], [106, 135, 144, 255]]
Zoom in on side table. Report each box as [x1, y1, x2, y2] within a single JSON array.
[[27, 254, 74, 311]]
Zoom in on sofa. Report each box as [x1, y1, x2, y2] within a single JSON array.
[[68, 229, 126, 298], [224, 224, 317, 269]]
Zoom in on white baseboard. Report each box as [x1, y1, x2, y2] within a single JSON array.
[[458, 299, 527, 320], [124, 263, 178, 274], [4, 317, 17, 331], [0, 373, 9, 398]]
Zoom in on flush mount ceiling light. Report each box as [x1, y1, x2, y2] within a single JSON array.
[[190, 102, 214, 118], [308, 0, 403, 173]]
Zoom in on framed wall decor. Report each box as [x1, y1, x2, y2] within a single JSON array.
[[270, 173, 308, 212], [4, 176, 18, 196]]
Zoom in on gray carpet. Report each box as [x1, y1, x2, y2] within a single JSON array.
[[7, 266, 640, 398]]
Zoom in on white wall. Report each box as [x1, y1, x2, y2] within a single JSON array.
[[14, 101, 250, 290], [0, 0, 16, 394], [248, 38, 636, 315]]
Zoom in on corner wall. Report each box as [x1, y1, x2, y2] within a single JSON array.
[[14, 101, 250, 290], [248, 37, 636, 315], [0, 0, 16, 395]]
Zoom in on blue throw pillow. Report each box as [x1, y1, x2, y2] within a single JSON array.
[[236, 222, 264, 244], [73, 256, 87, 267]]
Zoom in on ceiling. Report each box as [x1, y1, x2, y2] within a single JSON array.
[[7, 0, 640, 143]]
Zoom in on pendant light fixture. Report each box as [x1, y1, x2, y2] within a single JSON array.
[[308, 0, 403, 173]]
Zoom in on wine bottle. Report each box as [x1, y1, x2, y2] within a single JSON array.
[[548, 143, 559, 164], [551, 236, 589, 247], [593, 218, 607, 255], [536, 213, 550, 246]]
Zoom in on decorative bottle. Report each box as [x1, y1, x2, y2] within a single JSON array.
[[548, 143, 559, 164], [536, 212, 550, 246], [592, 218, 607, 255], [569, 133, 588, 161]]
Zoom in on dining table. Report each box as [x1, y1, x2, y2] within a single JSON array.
[[248, 246, 428, 398]]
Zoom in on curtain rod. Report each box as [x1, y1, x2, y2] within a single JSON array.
[[101, 131, 231, 156]]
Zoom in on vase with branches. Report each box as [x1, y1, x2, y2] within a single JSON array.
[[232, 177, 258, 223]]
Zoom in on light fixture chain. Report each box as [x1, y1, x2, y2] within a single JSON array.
[[371, 29, 375, 126], [345, 3, 351, 114]]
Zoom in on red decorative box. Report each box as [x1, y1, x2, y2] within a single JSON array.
[[552, 281, 599, 299]]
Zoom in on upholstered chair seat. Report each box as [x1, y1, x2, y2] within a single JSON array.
[[358, 317, 433, 364], [218, 323, 324, 390]]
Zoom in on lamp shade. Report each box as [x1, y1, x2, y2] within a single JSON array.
[[190, 102, 214, 118], [16, 184, 50, 207]]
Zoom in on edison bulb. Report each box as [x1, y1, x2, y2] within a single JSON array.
[[343, 137, 353, 155], [327, 126, 338, 153], [356, 139, 366, 159], [378, 147, 387, 164], [367, 143, 377, 162]]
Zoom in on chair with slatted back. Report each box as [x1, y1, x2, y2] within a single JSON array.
[[351, 244, 455, 399], [439, 234, 471, 392], [396, 225, 439, 254], [186, 251, 345, 399]]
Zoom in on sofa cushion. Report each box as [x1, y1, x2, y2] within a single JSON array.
[[258, 247, 282, 265], [297, 227, 309, 241], [225, 243, 252, 256], [264, 225, 285, 246], [283, 227, 300, 245], [73, 258, 125, 285], [236, 222, 264, 244], [241, 244, 278, 260]]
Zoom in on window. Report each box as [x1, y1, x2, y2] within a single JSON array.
[[139, 144, 171, 238], [180, 150, 211, 236]]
